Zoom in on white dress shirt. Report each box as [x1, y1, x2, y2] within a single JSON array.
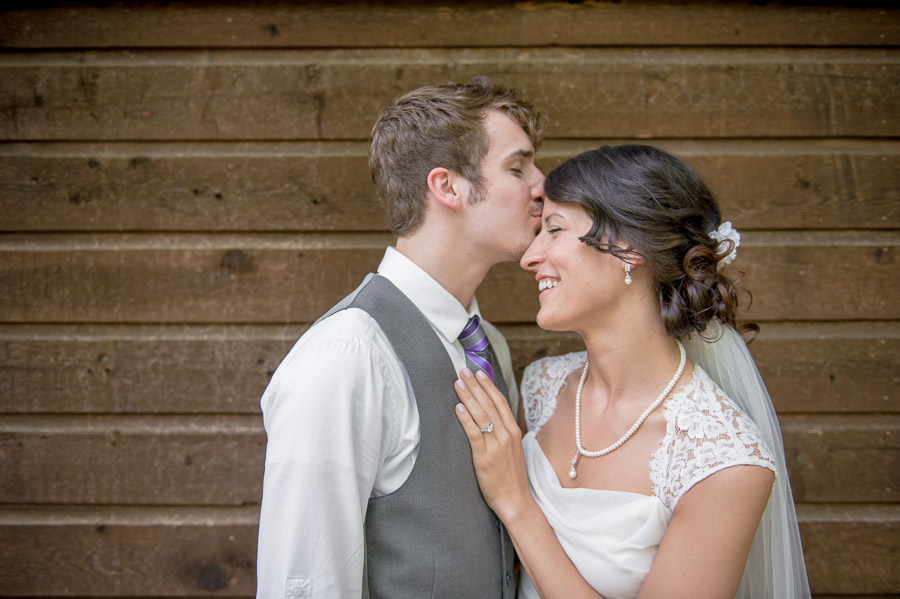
[[256, 247, 519, 599]]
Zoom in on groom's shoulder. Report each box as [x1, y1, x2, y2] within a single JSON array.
[[299, 307, 385, 350], [271, 308, 386, 377]]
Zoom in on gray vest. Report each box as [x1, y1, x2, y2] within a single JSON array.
[[319, 274, 516, 598]]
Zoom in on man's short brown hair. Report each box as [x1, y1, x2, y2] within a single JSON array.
[[369, 76, 546, 236]]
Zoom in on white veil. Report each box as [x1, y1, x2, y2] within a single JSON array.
[[681, 322, 811, 598]]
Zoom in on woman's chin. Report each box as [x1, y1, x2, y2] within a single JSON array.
[[536, 311, 567, 332]]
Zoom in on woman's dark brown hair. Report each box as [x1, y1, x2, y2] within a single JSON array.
[[544, 144, 756, 339]]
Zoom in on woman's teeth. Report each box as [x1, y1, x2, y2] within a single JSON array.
[[538, 280, 559, 292]]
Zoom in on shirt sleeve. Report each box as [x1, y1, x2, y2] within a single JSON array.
[[256, 311, 403, 599]]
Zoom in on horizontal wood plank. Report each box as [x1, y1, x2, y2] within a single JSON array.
[[0, 504, 895, 595], [1, 140, 897, 232], [737, 233, 899, 321], [749, 326, 900, 415], [0, 325, 303, 414], [1, 49, 896, 140], [0, 235, 390, 324], [781, 416, 900, 504], [0, 3, 896, 48], [0, 415, 895, 505], [0, 507, 258, 596], [1, 322, 896, 415], [800, 505, 900, 595], [0, 416, 264, 506], [0, 233, 897, 323]]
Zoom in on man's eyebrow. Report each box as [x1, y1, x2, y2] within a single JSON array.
[[506, 148, 534, 160]]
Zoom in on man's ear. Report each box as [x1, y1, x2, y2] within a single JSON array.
[[426, 167, 464, 211]]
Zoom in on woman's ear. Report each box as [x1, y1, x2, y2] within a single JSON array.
[[619, 246, 645, 267], [426, 167, 463, 211]]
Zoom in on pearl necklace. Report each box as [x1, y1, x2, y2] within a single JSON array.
[[569, 339, 686, 479]]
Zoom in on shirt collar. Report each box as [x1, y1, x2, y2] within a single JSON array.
[[377, 246, 481, 344]]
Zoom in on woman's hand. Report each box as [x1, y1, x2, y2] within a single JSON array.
[[454, 368, 530, 520], [455, 369, 605, 598]]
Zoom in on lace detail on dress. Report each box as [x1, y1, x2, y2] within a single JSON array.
[[520, 351, 587, 434], [649, 366, 777, 512]]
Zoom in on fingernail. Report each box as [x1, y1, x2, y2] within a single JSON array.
[[455, 403, 465, 413], [476, 370, 488, 380], [455, 379, 466, 390], [462, 368, 474, 378]]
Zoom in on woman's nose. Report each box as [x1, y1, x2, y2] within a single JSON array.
[[520, 237, 544, 271]]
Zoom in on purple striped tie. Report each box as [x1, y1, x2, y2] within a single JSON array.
[[458, 315, 495, 382]]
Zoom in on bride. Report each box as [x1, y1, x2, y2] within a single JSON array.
[[453, 144, 810, 598]]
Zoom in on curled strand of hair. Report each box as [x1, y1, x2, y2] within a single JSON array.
[[578, 236, 645, 264], [681, 242, 758, 342]]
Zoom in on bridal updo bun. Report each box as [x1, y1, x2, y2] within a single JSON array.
[[543, 144, 755, 339]]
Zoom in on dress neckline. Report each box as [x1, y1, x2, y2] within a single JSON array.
[[525, 431, 662, 501], [526, 363, 706, 500]]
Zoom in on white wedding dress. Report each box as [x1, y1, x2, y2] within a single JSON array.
[[518, 351, 777, 599]]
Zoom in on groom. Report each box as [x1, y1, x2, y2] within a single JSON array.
[[256, 76, 546, 598]]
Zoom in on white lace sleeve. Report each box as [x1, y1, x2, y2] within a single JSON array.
[[651, 366, 777, 512], [520, 351, 587, 434]]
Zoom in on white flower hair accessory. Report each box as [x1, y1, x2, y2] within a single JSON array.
[[709, 221, 740, 270]]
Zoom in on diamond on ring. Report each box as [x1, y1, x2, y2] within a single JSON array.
[[480, 422, 494, 433]]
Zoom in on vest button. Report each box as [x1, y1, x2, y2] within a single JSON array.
[[506, 572, 512, 584]]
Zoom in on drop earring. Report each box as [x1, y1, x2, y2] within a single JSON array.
[[624, 263, 632, 285]]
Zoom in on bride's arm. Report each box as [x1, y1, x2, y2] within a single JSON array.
[[454, 369, 604, 599], [637, 465, 774, 599]]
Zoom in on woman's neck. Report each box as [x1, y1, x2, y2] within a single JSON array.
[[578, 319, 684, 407]]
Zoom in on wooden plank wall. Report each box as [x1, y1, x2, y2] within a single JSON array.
[[0, 1, 898, 596]]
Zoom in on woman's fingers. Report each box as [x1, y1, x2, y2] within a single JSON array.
[[472, 370, 520, 431], [454, 370, 528, 516], [461, 368, 518, 434], [453, 378, 490, 447], [457, 368, 501, 429]]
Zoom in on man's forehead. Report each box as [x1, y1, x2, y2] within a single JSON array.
[[483, 110, 535, 157]]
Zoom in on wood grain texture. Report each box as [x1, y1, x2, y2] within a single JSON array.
[[0, 142, 387, 232], [0, 507, 258, 596], [737, 233, 899, 322], [0, 324, 303, 414], [748, 322, 900, 414], [0, 3, 896, 597], [2, 49, 896, 140], [2, 323, 896, 415], [1, 2, 897, 48], [781, 416, 900, 504], [0, 505, 895, 596], [800, 505, 900, 595], [2, 140, 897, 232], [1, 414, 895, 505], [0, 235, 390, 324], [0, 233, 897, 323], [0, 416, 264, 505]]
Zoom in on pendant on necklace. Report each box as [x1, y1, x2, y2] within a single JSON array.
[[569, 451, 580, 479]]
